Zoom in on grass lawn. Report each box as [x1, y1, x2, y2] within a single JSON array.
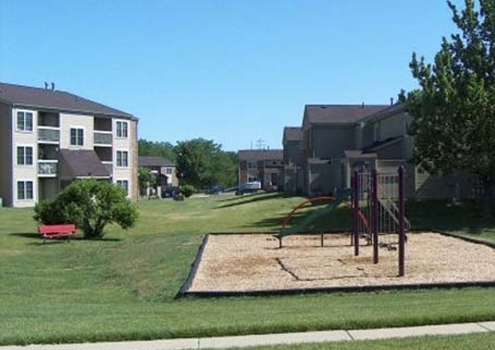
[[2, 193, 495, 345]]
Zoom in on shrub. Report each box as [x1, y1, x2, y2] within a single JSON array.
[[34, 179, 139, 239], [180, 184, 196, 198]]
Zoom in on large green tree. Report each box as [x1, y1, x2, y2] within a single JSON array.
[[403, 0, 495, 216], [174, 138, 238, 189], [138, 139, 175, 161]]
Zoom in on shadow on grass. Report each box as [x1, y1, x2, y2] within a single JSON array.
[[248, 200, 495, 236], [217, 192, 296, 209], [9, 232, 122, 242], [247, 206, 353, 232], [406, 200, 495, 235]]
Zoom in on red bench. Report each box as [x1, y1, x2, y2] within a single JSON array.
[[39, 224, 77, 243]]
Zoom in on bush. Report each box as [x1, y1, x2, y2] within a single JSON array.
[[180, 184, 196, 198], [34, 179, 139, 239]]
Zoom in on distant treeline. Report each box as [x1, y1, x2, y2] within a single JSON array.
[[138, 138, 238, 189]]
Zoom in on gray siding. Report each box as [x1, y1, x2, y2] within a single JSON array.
[[284, 140, 304, 166], [312, 125, 355, 159], [0, 102, 13, 206]]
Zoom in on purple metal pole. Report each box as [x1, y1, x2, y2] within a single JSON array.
[[353, 171, 359, 256], [372, 169, 379, 264], [398, 166, 405, 276]]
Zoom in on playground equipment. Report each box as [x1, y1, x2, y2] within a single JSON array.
[[275, 167, 408, 276]]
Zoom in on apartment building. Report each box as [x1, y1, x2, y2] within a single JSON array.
[[238, 149, 284, 190], [0, 82, 138, 208]]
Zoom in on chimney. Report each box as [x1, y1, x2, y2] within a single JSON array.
[[44, 82, 48, 90], [390, 97, 394, 105], [361, 102, 364, 108], [51, 82, 55, 91]]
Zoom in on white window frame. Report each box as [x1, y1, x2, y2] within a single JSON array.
[[16, 110, 34, 133], [116, 179, 129, 196], [17, 180, 34, 200], [16, 145, 34, 166], [70, 127, 85, 147], [116, 150, 129, 168], [116, 120, 129, 139]]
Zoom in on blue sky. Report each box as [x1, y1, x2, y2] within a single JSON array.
[[0, 1, 462, 151]]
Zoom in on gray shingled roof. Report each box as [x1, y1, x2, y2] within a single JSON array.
[[58, 149, 111, 179], [0, 82, 135, 119], [138, 156, 175, 167], [283, 127, 302, 142], [238, 149, 283, 161], [304, 104, 389, 127]]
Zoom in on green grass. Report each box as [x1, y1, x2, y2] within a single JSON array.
[[219, 332, 495, 350], [2, 193, 495, 345]]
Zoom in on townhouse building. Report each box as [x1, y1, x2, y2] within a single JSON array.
[[238, 149, 284, 190], [284, 102, 476, 200], [282, 127, 304, 194], [0, 82, 138, 208], [138, 156, 179, 195]]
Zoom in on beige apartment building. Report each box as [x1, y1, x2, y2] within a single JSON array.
[[0, 82, 138, 208]]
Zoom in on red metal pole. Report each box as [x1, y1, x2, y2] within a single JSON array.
[[372, 169, 379, 264], [398, 166, 405, 276], [353, 171, 359, 256]]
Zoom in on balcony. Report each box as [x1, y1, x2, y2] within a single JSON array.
[[38, 160, 58, 177], [38, 127, 60, 143], [94, 131, 113, 146]]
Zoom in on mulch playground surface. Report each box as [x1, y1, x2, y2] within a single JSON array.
[[182, 232, 495, 296]]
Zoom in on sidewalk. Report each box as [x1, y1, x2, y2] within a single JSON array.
[[2, 322, 495, 350]]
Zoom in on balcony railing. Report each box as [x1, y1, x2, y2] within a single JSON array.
[[38, 127, 60, 143], [94, 131, 113, 145], [38, 160, 58, 176]]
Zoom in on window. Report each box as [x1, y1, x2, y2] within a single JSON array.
[[17, 111, 33, 132], [116, 121, 129, 138], [70, 128, 84, 146], [248, 160, 257, 169], [165, 167, 173, 175], [17, 181, 33, 200], [17, 146, 33, 165], [116, 150, 129, 167], [116, 180, 129, 195]]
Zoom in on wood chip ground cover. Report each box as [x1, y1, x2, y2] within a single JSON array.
[[186, 232, 495, 293]]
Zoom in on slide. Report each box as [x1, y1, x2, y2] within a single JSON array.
[[275, 189, 352, 238]]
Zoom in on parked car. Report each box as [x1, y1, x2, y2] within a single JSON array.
[[236, 181, 262, 195]]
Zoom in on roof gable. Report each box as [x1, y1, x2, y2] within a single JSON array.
[[238, 149, 283, 161], [303, 104, 389, 129], [138, 156, 175, 167], [283, 127, 302, 142]]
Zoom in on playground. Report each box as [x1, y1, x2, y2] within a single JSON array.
[[182, 168, 495, 296], [183, 232, 495, 294]]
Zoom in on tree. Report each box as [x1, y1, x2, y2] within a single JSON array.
[[210, 151, 238, 188], [138, 139, 176, 160], [34, 180, 139, 239], [403, 0, 495, 217], [174, 138, 219, 188], [138, 167, 156, 193]]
